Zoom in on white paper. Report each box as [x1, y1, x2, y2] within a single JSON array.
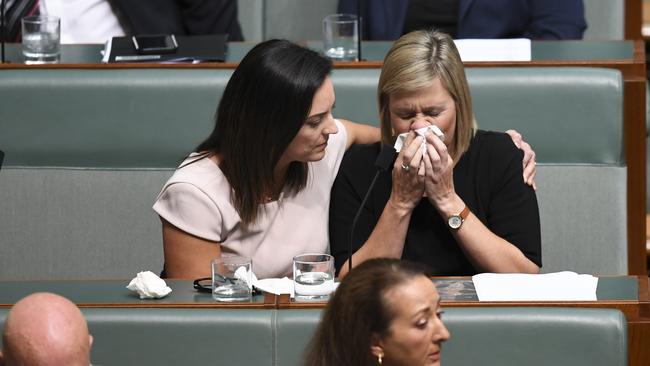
[[472, 271, 598, 301], [252, 276, 340, 298], [254, 277, 295, 296], [453, 38, 531, 62], [101, 39, 111, 63], [126, 271, 172, 299]]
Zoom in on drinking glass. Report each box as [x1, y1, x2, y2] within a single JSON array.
[[21, 15, 60, 64], [211, 256, 252, 302], [293, 253, 335, 301], [322, 14, 358, 61]]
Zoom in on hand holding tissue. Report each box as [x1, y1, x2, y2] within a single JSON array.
[[127, 271, 172, 299], [394, 125, 444, 153]]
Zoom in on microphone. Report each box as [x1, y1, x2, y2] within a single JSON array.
[[348, 144, 396, 271], [356, 0, 362, 61], [0, 150, 4, 170], [1, 0, 5, 63]]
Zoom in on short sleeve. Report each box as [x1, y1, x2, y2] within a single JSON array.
[[327, 119, 349, 176], [153, 182, 224, 242]]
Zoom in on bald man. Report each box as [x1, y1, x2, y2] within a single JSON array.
[[0, 293, 93, 366]]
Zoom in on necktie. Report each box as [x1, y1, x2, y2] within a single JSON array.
[[3, 0, 39, 42]]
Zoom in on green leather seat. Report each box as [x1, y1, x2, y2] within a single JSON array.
[[0, 67, 625, 279], [0, 307, 627, 366]]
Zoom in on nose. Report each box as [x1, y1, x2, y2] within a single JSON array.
[[323, 116, 339, 135], [410, 114, 431, 131], [433, 317, 450, 343]]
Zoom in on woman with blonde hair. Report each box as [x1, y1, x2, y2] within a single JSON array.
[[330, 30, 541, 277]]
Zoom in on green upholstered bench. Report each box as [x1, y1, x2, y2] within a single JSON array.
[[0, 67, 625, 279], [0, 307, 628, 366]]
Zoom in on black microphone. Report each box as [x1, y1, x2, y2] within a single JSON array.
[[356, 0, 363, 61], [348, 144, 396, 271], [1, 0, 6, 63], [0, 150, 4, 170]]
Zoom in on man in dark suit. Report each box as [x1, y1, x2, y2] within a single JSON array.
[[111, 0, 243, 41], [338, 0, 586, 40]]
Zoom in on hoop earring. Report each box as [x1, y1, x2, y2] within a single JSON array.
[[378, 354, 383, 365]]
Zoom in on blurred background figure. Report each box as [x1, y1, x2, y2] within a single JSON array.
[[4, 0, 243, 43], [0, 292, 93, 366], [304, 258, 449, 366], [338, 0, 586, 40]]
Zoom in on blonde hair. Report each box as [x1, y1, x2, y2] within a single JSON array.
[[378, 30, 475, 160]]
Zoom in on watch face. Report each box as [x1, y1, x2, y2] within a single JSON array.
[[448, 215, 462, 229]]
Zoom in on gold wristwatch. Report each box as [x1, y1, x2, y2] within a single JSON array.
[[448, 205, 470, 230]]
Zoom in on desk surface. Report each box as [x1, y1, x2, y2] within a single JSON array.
[[0, 40, 639, 66], [0, 276, 645, 309], [0, 279, 276, 308]]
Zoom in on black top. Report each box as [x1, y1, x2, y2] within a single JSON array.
[[403, 0, 460, 37], [329, 130, 542, 275]]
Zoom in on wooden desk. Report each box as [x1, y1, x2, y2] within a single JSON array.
[[0, 279, 277, 309], [0, 277, 646, 365], [279, 275, 650, 366], [1, 40, 646, 274]]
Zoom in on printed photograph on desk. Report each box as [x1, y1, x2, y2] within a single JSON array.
[[432, 279, 478, 301]]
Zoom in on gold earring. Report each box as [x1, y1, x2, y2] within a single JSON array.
[[378, 354, 383, 365]]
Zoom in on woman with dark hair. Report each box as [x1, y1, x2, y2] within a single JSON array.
[[304, 258, 449, 365], [153, 39, 379, 279]]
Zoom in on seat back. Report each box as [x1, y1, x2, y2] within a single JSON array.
[[274, 307, 627, 366], [0, 67, 626, 279], [583, 0, 625, 40]]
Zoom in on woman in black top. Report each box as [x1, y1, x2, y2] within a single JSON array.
[[329, 30, 541, 277]]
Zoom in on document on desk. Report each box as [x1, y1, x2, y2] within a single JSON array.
[[453, 38, 531, 62], [472, 271, 598, 301]]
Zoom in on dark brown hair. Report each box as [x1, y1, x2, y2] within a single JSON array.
[[196, 39, 332, 224], [303, 259, 431, 366]]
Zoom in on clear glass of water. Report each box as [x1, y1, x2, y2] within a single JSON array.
[[21, 15, 61, 64], [322, 14, 358, 61], [211, 256, 252, 302], [293, 253, 335, 301]]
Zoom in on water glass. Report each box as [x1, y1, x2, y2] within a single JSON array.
[[21, 15, 61, 64], [211, 256, 252, 302], [322, 14, 358, 61], [293, 253, 335, 301]]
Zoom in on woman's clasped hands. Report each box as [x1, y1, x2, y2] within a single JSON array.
[[390, 129, 456, 214]]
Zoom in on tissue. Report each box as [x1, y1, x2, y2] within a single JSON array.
[[126, 271, 172, 299], [234, 266, 256, 289], [394, 125, 445, 153]]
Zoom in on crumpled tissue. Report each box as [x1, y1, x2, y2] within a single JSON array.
[[233, 268, 340, 298], [126, 271, 172, 299], [394, 125, 445, 153], [233, 266, 294, 295]]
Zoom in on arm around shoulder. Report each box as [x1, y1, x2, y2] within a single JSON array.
[[339, 119, 380, 149]]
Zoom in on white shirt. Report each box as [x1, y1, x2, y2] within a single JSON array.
[[42, 0, 125, 43]]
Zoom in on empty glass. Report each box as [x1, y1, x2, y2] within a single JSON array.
[[322, 14, 358, 61], [211, 256, 252, 302]]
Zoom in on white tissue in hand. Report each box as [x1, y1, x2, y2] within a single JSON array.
[[126, 271, 172, 299], [394, 125, 445, 152]]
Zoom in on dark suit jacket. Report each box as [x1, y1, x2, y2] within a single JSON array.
[[338, 0, 586, 40], [110, 0, 243, 41]]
